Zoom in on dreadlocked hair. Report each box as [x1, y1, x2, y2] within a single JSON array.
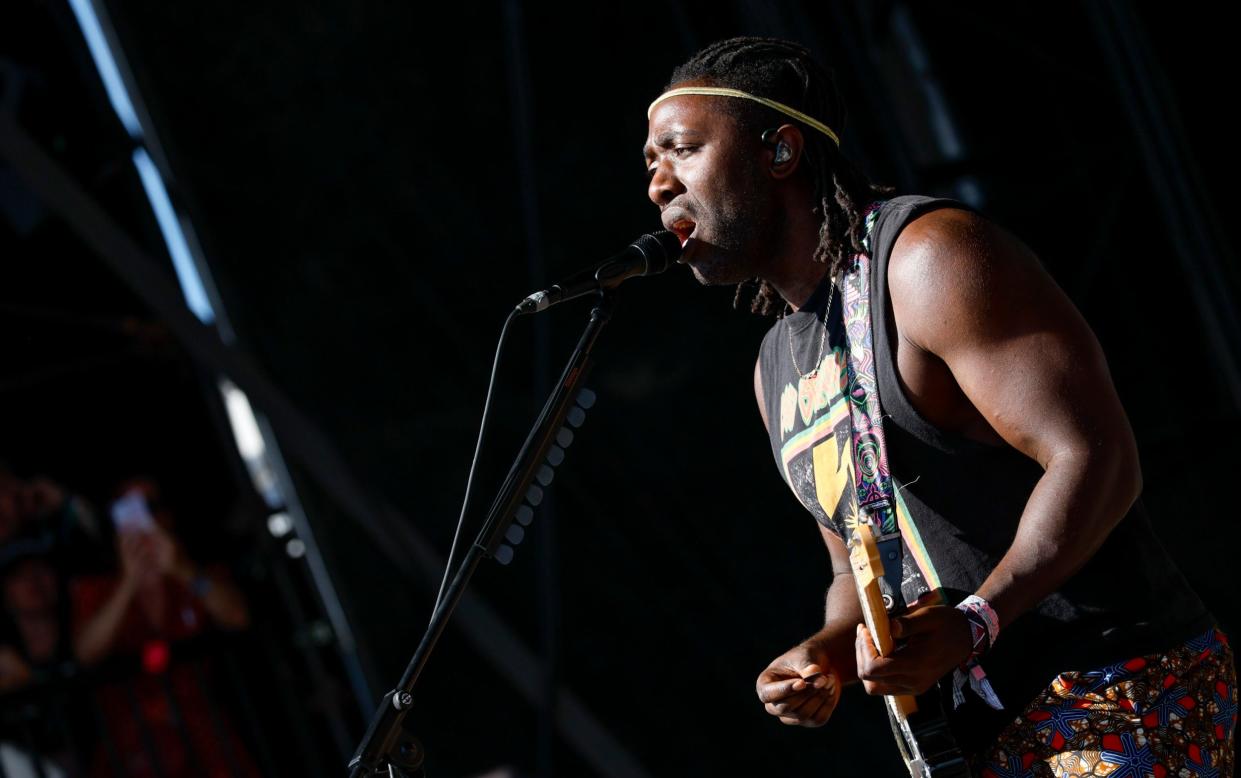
[[666, 36, 895, 316]]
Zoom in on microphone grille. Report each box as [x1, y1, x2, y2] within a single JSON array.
[[631, 230, 684, 274]]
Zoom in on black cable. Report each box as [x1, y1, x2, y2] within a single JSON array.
[[432, 307, 521, 615]]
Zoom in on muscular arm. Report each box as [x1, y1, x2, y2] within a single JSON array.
[[889, 209, 1143, 630]]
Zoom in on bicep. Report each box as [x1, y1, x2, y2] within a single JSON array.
[[890, 210, 1139, 475]]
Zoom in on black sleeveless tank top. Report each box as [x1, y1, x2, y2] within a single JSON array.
[[757, 194, 1214, 750]]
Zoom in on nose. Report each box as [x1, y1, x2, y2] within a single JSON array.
[[647, 158, 684, 208]]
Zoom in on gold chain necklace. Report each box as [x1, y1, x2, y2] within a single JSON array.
[[787, 275, 836, 379]]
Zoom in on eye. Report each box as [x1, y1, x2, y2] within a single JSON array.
[[672, 145, 698, 158]]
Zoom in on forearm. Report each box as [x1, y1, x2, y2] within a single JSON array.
[[75, 581, 137, 666], [977, 449, 1141, 630], [171, 562, 250, 630], [804, 573, 864, 685]]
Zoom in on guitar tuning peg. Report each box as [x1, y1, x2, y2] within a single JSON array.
[[575, 388, 596, 409], [505, 524, 525, 545], [494, 545, 515, 565], [566, 406, 586, 428], [535, 464, 554, 486], [546, 445, 565, 467], [556, 428, 574, 448], [515, 505, 534, 526], [526, 485, 543, 506]]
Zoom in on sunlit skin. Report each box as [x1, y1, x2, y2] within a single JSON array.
[[645, 86, 1145, 728], [644, 82, 828, 308]]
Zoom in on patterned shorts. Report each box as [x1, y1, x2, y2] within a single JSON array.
[[973, 627, 1237, 778]]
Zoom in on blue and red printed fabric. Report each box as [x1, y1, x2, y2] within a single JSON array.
[[975, 627, 1236, 778]]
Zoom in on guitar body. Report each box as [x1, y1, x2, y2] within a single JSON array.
[[849, 524, 972, 778]]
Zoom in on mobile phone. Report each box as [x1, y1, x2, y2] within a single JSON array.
[[110, 489, 156, 533]]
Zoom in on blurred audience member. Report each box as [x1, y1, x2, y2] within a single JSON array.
[[0, 551, 77, 777], [0, 553, 69, 690], [71, 477, 256, 778], [73, 481, 248, 665], [0, 469, 102, 573]]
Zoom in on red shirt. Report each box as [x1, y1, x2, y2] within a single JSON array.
[[71, 575, 259, 778]]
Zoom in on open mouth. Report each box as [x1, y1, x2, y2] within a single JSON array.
[[669, 218, 697, 251]]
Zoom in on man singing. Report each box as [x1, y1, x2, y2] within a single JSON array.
[[643, 36, 1236, 775]]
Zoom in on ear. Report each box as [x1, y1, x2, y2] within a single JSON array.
[[761, 123, 805, 180]]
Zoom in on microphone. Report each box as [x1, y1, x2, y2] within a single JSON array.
[[516, 230, 683, 314]]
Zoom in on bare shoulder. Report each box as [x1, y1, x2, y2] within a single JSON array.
[[882, 204, 1136, 469], [886, 205, 1065, 354]]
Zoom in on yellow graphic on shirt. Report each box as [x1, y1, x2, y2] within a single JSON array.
[[812, 435, 854, 535]]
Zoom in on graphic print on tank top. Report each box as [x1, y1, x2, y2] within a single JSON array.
[[761, 201, 941, 610]]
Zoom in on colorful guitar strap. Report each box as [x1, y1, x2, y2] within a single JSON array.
[[841, 199, 1003, 712], [840, 200, 907, 614]]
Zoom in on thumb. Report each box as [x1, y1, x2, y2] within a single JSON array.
[[797, 663, 824, 679], [892, 607, 943, 638]]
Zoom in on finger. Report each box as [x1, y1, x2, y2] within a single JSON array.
[[856, 623, 879, 660], [856, 625, 906, 680], [766, 688, 813, 715], [892, 606, 941, 637], [790, 688, 830, 719], [767, 700, 820, 721], [770, 687, 829, 717], [862, 675, 919, 696], [756, 666, 793, 687], [805, 678, 844, 727], [797, 694, 831, 726], [855, 623, 882, 679], [799, 672, 833, 694], [757, 676, 810, 704]]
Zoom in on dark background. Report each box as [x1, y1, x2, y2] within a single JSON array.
[[2, 1, 1238, 775]]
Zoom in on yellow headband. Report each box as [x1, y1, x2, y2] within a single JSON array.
[[646, 86, 841, 147]]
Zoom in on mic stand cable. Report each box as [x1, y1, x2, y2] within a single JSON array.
[[347, 290, 618, 777]]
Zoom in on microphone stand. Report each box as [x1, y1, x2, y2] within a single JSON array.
[[348, 290, 618, 777]]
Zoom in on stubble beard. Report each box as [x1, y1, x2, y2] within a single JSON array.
[[686, 176, 782, 287]]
